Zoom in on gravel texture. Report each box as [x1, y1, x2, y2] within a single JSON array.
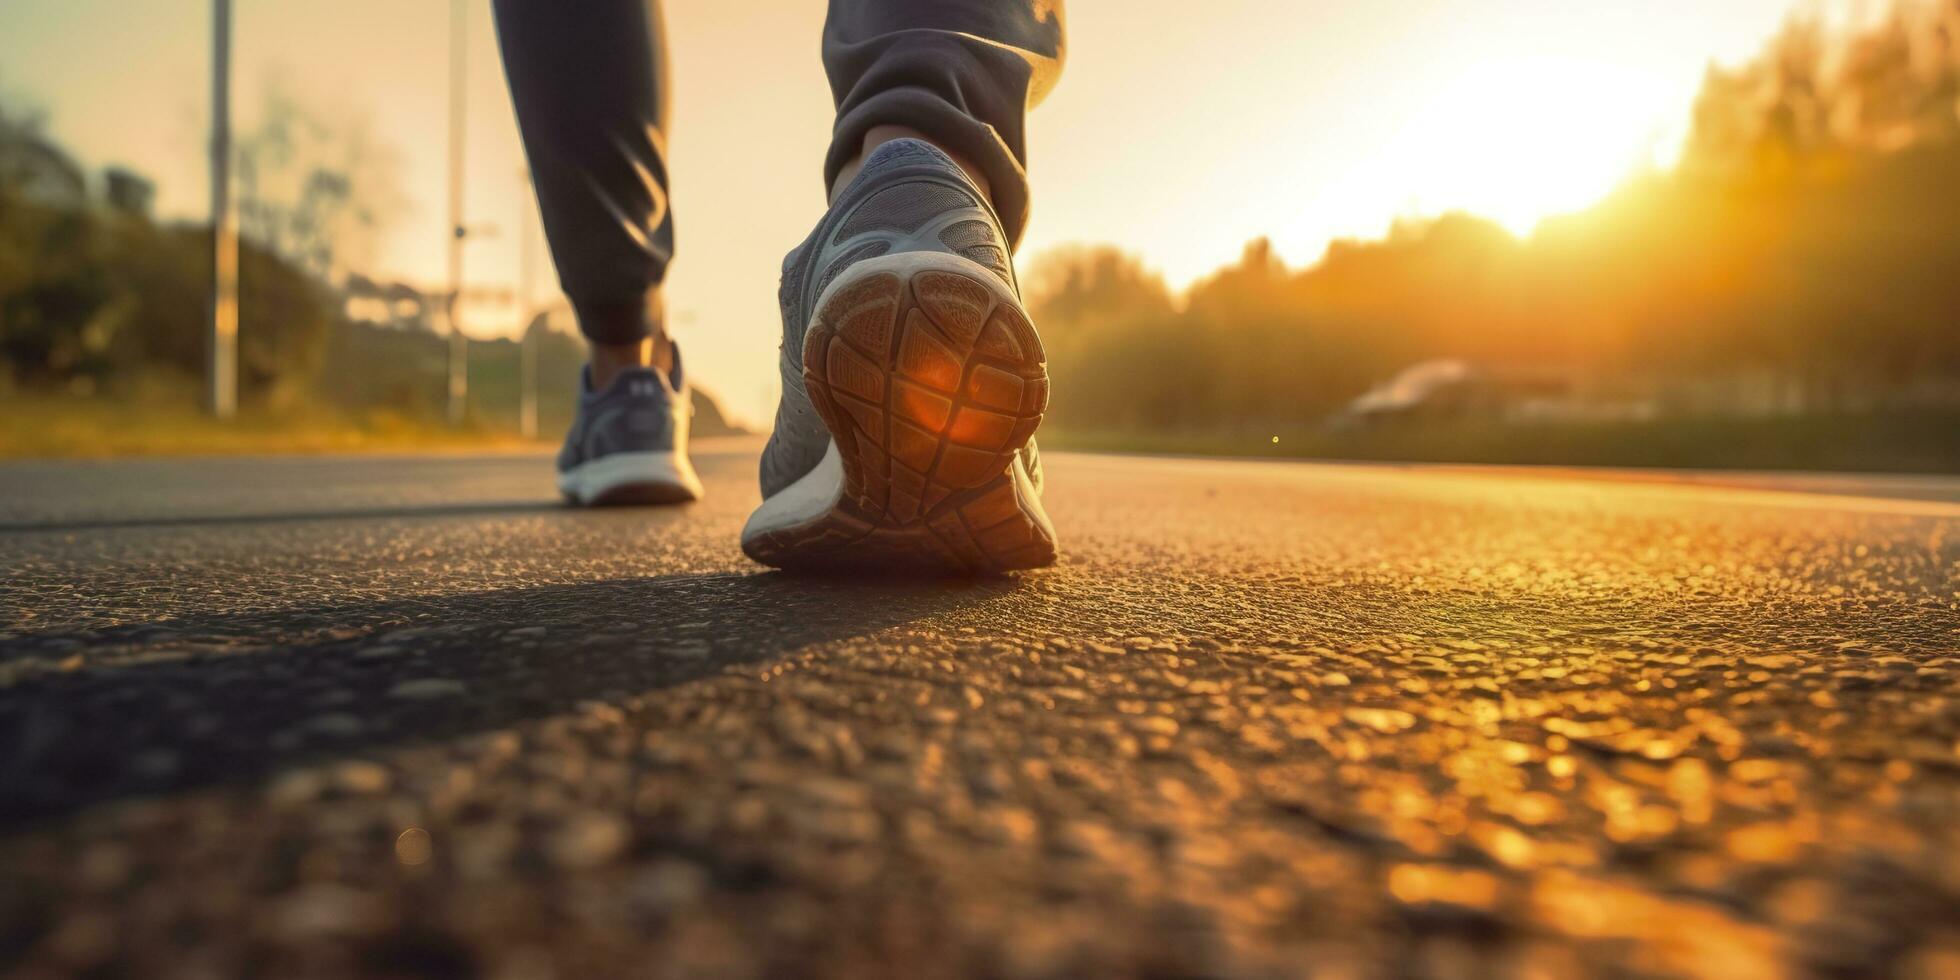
[[2, 442, 1956, 979]]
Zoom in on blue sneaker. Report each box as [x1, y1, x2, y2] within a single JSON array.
[[740, 139, 1056, 574], [556, 349, 703, 506]]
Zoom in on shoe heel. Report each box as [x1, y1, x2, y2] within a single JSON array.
[[762, 253, 1056, 573]]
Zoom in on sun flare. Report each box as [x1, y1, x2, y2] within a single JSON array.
[[1376, 56, 1677, 236]]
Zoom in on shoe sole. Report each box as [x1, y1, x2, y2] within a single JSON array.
[[558, 451, 703, 507], [741, 252, 1058, 575]]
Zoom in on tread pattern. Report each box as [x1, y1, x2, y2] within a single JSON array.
[[747, 265, 1058, 575]]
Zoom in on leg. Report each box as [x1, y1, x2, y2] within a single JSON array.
[[496, 0, 701, 506], [821, 0, 1067, 247], [493, 0, 675, 385], [742, 1, 1068, 572]]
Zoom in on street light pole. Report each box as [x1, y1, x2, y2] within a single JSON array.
[[445, 0, 469, 427], [207, 0, 238, 419]]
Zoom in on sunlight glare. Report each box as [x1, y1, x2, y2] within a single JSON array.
[[1376, 56, 1675, 235]]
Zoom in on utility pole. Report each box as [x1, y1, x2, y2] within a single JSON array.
[[518, 168, 539, 440], [207, 0, 238, 419], [445, 0, 469, 426]]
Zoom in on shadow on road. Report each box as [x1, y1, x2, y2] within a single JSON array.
[[0, 571, 1024, 828]]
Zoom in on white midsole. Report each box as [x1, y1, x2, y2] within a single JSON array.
[[558, 450, 703, 504], [1006, 446, 1055, 543], [738, 439, 1049, 547], [740, 440, 846, 543]]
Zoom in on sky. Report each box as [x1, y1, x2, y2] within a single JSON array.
[[1, 0, 1828, 425]]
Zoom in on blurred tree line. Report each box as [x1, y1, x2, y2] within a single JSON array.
[[1028, 0, 1960, 435], [6, 3, 1953, 451], [0, 90, 737, 436], [0, 92, 370, 407]]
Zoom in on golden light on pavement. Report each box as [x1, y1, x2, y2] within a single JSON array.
[[395, 828, 433, 867]]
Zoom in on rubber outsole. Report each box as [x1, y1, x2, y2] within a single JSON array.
[[742, 257, 1058, 575], [575, 482, 699, 507]]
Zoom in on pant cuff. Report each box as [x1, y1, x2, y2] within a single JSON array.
[[570, 286, 663, 346]]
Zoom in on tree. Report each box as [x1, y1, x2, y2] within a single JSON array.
[[0, 101, 113, 381], [0, 89, 365, 401], [235, 83, 399, 279]]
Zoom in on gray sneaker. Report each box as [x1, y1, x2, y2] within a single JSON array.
[[556, 349, 703, 506], [740, 138, 1057, 574]]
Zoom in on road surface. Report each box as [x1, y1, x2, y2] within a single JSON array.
[[2, 441, 1956, 978]]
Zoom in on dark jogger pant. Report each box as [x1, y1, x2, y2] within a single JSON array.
[[491, 0, 1067, 345]]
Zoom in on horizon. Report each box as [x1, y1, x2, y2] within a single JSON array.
[[0, 0, 1862, 424]]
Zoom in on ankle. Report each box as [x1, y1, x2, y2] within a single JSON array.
[[831, 125, 993, 208], [588, 335, 674, 390]]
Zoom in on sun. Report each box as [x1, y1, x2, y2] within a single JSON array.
[[1377, 56, 1677, 235]]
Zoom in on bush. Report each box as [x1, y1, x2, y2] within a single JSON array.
[[1, 190, 340, 404]]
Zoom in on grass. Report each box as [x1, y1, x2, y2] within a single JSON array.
[[7, 383, 1955, 475], [0, 386, 544, 460], [1042, 411, 1960, 474]]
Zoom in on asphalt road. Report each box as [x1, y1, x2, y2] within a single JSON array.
[[2, 441, 1956, 979]]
